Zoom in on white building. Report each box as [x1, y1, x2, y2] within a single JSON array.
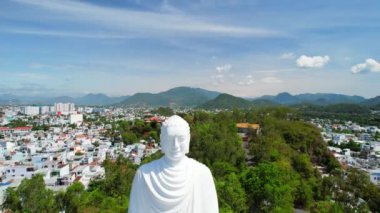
[[70, 114, 83, 125], [332, 134, 347, 145], [3, 165, 37, 179], [40, 106, 50, 114], [49, 106, 55, 113], [23, 106, 40, 116], [84, 107, 93, 113], [369, 170, 380, 185], [54, 103, 75, 115]]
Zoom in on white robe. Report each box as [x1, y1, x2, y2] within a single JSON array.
[[128, 157, 218, 213]]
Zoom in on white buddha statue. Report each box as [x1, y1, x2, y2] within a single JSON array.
[[128, 115, 218, 213]]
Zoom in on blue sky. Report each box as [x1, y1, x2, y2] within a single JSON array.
[[0, 0, 379, 98]]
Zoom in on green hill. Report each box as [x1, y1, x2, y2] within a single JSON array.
[[198, 93, 253, 109], [251, 99, 279, 107], [362, 96, 380, 110], [301, 103, 371, 114], [118, 93, 170, 106], [118, 87, 220, 107], [259, 92, 366, 105]]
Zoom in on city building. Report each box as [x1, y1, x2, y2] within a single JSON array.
[[236, 123, 260, 142], [23, 106, 40, 116], [70, 114, 83, 125], [40, 106, 50, 114], [54, 103, 75, 115]]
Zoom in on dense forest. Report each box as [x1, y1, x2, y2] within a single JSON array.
[[2, 108, 380, 212]]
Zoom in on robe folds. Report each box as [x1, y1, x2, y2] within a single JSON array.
[[128, 157, 218, 213]]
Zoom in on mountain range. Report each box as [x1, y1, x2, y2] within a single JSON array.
[[0, 93, 129, 106], [0, 87, 379, 109], [198, 93, 253, 109], [256, 92, 366, 105], [118, 87, 220, 107]]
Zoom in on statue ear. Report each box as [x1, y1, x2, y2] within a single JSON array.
[[160, 133, 167, 154], [184, 133, 190, 154]]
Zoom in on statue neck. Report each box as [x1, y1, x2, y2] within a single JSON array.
[[162, 155, 188, 167]]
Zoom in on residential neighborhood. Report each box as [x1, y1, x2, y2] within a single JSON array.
[[310, 118, 380, 185], [0, 104, 162, 203], [1, 103, 380, 210]]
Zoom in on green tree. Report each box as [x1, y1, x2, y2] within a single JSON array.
[[217, 173, 247, 213], [90, 155, 136, 198], [55, 191, 65, 212], [2, 174, 57, 213], [319, 168, 380, 212], [122, 132, 138, 145], [311, 200, 344, 213], [242, 162, 296, 212], [293, 179, 314, 209], [148, 131, 159, 142], [141, 151, 164, 165], [7, 119, 28, 128], [339, 140, 361, 152], [1, 187, 21, 212], [117, 120, 130, 131], [63, 182, 87, 212], [152, 107, 174, 116], [292, 154, 313, 179], [189, 113, 245, 169]]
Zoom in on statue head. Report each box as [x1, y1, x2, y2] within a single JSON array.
[[160, 115, 190, 163]]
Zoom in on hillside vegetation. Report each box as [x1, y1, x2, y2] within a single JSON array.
[[2, 108, 380, 212], [198, 93, 253, 109], [118, 87, 220, 107], [299, 104, 380, 126]]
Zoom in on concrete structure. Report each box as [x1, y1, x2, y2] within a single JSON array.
[[0, 126, 32, 135], [23, 106, 40, 116], [49, 106, 55, 113], [236, 122, 260, 142], [129, 115, 218, 213], [369, 170, 380, 185], [4, 165, 37, 179], [54, 103, 75, 115], [70, 114, 83, 125], [40, 106, 50, 114]]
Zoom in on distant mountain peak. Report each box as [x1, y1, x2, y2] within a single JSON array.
[[256, 92, 366, 106], [0, 88, 372, 107], [198, 93, 253, 109], [277, 92, 292, 96], [118, 87, 220, 107]]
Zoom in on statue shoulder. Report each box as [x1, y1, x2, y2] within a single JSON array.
[[188, 158, 213, 176], [136, 158, 162, 174]]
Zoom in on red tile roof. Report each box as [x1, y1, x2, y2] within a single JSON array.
[[0, 126, 32, 131], [14, 126, 32, 131]]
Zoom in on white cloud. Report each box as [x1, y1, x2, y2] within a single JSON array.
[[237, 75, 255, 86], [351, 58, 380, 74], [280, 52, 295, 59], [216, 64, 232, 73], [8, 0, 282, 39], [296, 55, 330, 68], [260, 76, 283, 84], [211, 64, 232, 85], [211, 74, 225, 84]]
